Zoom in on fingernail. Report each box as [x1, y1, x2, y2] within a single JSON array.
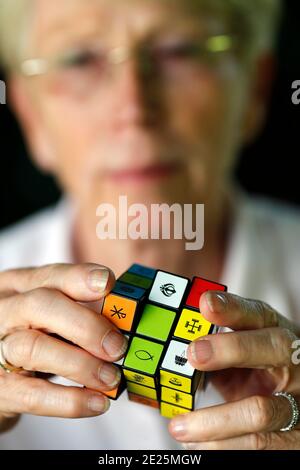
[[102, 331, 128, 359], [99, 363, 121, 388], [88, 395, 110, 413], [205, 292, 227, 313], [170, 417, 188, 440], [87, 268, 109, 293], [190, 339, 213, 363]]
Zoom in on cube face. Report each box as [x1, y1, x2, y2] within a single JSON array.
[[136, 304, 176, 342], [119, 272, 153, 290], [161, 387, 193, 410], [160, 370, 193, 393], [102, 293, 138, 332], [186, 277, 227, 310], [127, 382, 158, 400], [160, 402, 190, 419], [128, 392, 160, 409], [148, 271, 189, 309], [161, 340, 194, 377], [123, 369, 155, 388], [124, 337, 164, 375], [101, 263, 227, 418], [173, 308, 212, 342]]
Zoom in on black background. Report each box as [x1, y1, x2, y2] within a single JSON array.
[[0, 0, 299, 231]]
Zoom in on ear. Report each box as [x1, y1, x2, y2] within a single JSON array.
[[8, 76, 56, 173], [242, 53, 276, 144]]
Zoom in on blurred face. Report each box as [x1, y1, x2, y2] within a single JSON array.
[[13, 0, 261, 214]]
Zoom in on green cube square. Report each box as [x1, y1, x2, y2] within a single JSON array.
[[119, 272, 153, 290], [124, 337, 164, 375], [136, 304, 176, 342]]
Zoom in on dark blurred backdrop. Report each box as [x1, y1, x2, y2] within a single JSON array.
[[0, 0, 299, 230]]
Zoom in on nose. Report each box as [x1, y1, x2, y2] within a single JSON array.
[[109, 52, 158, 130]]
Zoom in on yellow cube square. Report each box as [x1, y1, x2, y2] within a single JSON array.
[[174, 308, 211, 342], [126, 382, 157, 400], [161, 387, 193, 410], [124, 370, 155, 388], [160, 370, 192, 393], [160, 402, 190, 419]]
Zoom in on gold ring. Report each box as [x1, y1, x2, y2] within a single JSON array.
[[0, 335, 23, 373]]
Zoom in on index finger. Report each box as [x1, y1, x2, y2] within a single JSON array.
[[1, 289, 128, 362], [0, 263, 115, 302], [200, 292, 296, 332]]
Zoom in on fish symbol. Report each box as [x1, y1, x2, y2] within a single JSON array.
[[160, 283, 176, 297], [135, 350, 154, 361]]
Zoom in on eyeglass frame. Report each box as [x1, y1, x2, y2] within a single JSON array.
[[19, 33, 238, 78]]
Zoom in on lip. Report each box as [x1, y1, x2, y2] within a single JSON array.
[[105, 162, 181, 184]]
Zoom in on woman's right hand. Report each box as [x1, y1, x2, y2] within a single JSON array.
[[0, 263, 127, 433]]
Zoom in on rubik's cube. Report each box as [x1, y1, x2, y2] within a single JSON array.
[[101, 264, 227, 418]]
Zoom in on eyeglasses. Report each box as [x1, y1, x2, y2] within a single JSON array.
[[20, 34, 239, 98]]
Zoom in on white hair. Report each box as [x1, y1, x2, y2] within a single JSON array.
[[0, 0, 34, 71], [0, 0, 282, 71]]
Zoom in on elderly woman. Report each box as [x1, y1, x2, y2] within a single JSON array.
[[0, 0, 299, 451]]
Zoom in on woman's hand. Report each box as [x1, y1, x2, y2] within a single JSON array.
[[169, 292, 300, 449], [0, 263, 127, 433]]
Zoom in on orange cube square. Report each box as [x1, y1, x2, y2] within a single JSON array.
[[127, 392, 159, 409], [102, 293, 138, 332]]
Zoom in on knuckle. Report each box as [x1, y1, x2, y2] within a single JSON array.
[[63, 391, 84, 418], [251, 432, 269, 451], [22, 331, 45, 369], [232, 333, 251, 365], [250, 396, 276, 430], [23, 287, 62, 317], [23, 287, 52, 309], [28, 264, 60, 286], [271, 328, 296, 366], [252, 300, 268, 324], [247, 299, 278, 329], [261, 302, 278, 328], [69, 310, 102, 347], [67, 311, 92, 345], [22, 380, 44, 414], [6, 331, 43, 369]]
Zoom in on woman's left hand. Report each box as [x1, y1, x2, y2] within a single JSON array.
[[168, 292, 300, 449]]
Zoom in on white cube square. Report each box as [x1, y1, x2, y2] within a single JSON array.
[[148, 271, 188, 309], [161, 340, 194, 377]]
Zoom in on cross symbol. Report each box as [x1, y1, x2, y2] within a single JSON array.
[[110, 305, 126, 319], [185, 319, 202, 334], [172, 393, 182, 403]]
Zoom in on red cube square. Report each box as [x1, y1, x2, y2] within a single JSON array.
[[185, 277, 227, 310]]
